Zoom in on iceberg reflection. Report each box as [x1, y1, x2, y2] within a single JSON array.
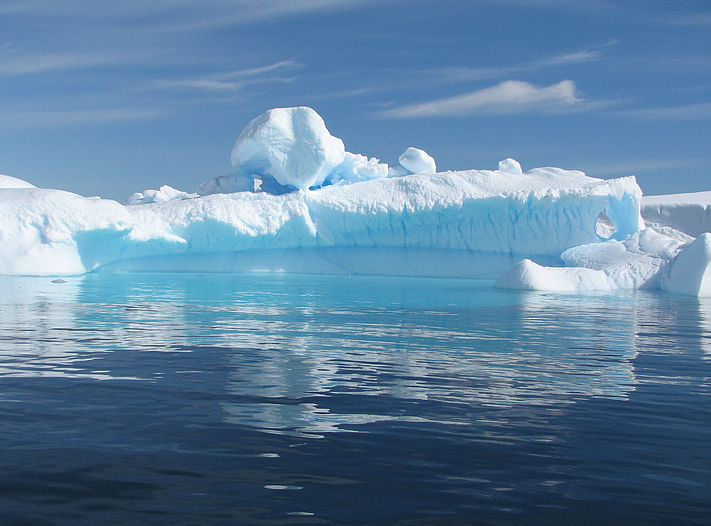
[[220, 285, 644, 436], [2, 273, 707, 439]]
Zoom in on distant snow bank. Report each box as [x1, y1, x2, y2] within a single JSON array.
[[642, 191, 711, 237]]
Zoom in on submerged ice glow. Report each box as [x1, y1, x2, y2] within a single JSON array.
[[0, 107, 710, 296]]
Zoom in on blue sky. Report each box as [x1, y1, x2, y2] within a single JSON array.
[[1, 0, 709, 200]]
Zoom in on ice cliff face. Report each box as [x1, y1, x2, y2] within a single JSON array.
[[0, 166, 643, 277]]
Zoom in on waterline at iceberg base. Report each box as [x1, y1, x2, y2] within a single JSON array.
[[1, 106, 710, 296]]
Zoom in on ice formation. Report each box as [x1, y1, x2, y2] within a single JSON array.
[[197, 107, 390, 195], [0, 107, 710, 296], [498, 158, 523, 174], [127, 185, 195, 205]]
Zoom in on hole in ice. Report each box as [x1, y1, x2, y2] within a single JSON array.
[[595, 209, 616, 239]]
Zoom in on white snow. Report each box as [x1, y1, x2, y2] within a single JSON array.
[[0, 174, 36, 189], [1, 107, 710, 296]]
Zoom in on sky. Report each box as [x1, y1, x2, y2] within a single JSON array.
[[1, 0, 710, 201]]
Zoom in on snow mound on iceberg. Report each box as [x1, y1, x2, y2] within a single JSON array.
[[197, 107, 391, 195], [230, 106, 346, 192], [127, 185, 195, 205], [398, 147, 436, 174], [498, 158, 523, 174]]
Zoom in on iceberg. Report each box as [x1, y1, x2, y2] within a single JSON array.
[[0, 107, 709, 296]]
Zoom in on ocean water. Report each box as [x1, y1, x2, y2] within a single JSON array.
[[0, 273, 709, 526]]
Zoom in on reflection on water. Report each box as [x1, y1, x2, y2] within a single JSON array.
[[698, 298, 711, 358], [1, 273, 711, 525], [0, 273, 689, 437]]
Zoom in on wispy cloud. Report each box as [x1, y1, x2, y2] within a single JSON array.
[[0, 0, 382, 30], [0, 107, 168, 128], [532, 49, 602, 68], [0, 52, 113, 77], [620, 102, 711, 121], [660, 13, 711, 28], [0, 41, 165, 77], [151, 61, 301, 93], [377, 80, 580, 118], [425, 42, 613, 85]]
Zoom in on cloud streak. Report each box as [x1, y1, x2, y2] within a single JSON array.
[[620, 102, 711, 121], [151, 61, 301, 93], [1, 0, 381, 31], [0, 107, 168, 128], [421, 42, 614, 85], [377, 80, 580, 118]]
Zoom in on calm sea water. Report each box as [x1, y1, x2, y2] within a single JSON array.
[[0, 273, 709, 526]]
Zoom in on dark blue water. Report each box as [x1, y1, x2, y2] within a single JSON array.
[[0, 273, 709, 525]]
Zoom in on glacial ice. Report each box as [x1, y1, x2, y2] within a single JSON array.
[[0, 107, 710, 296]]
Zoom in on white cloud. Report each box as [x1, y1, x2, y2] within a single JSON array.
[[378, 80, 579, 118]]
